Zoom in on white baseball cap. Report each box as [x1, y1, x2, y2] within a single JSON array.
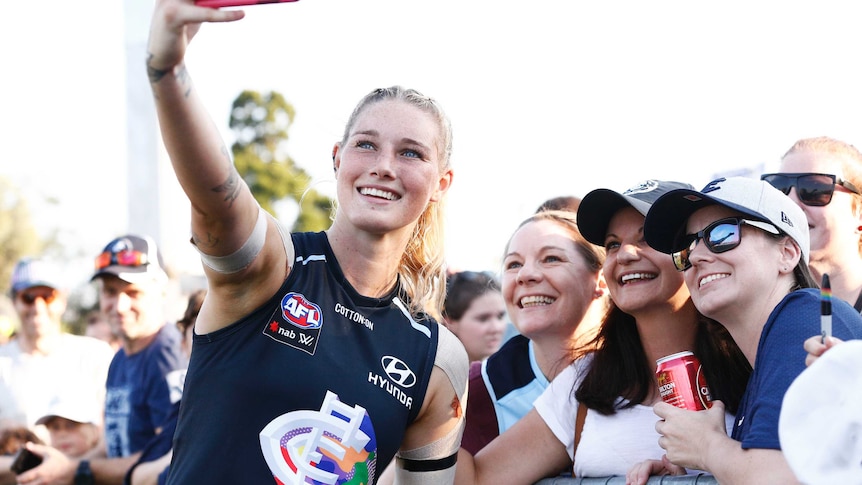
[[35, 395, 101, 427], [644, 176, 810, 264], [779, 340, 862, 484]]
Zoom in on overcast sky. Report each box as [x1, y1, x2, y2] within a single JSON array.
[[4, 0, 862, 290]]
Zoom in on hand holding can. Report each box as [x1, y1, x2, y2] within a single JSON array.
[[656, 351, 713, 410]]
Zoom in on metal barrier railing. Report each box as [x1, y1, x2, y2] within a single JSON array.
[[536, 475, 718, 485]]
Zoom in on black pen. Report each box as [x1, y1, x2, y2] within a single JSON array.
[[821, 273, 832, 343]]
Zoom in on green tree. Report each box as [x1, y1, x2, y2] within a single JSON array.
[[229, 90, 333, 232], [0, 177, 44, 296]]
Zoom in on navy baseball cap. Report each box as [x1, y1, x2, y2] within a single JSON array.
[[91, 234, 168, 285], [577, 180, 696, 246]]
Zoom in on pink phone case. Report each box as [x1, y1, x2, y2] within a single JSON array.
[[195, 0, 298, 7]]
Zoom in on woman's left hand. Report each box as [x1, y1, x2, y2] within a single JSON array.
[[654, 400, 728, 471]]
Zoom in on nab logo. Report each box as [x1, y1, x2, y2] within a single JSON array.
[[381, 356, 416, 388], [281, 292, 323, 329]]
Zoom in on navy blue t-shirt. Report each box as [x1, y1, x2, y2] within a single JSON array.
[[166, 232, 440, 485], [732, 288, 862, 449], [104, 324, 184, 457]]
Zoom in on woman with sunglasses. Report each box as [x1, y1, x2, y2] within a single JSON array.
[[144, 3, 467, 484], [455, 181, 750, 483], [636, 176, 862, 485], [761, 136, 862, 313]]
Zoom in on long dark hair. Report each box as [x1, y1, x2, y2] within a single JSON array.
[[575, 302, 751, 415]]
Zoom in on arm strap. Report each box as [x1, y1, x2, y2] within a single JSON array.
[[572, 401, 588, 477]]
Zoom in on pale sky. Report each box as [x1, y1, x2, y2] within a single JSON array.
[[4, 0, 862, 292]]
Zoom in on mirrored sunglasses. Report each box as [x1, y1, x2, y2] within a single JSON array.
[[95, 249, 149, 271], [672, 217, 780, 271], [760, 172, 860, 207]]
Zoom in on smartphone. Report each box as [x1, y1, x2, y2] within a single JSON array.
[[195, 0, 298, 7], [10, 447, 43, 475]]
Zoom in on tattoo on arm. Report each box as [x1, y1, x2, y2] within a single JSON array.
[[212, 165, 241, 206], [176, 64, 192, 98], [191, 230, 220, 250], [146, 53, 172, 84]]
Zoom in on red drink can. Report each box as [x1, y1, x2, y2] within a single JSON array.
[[655, 351, 713, 410]]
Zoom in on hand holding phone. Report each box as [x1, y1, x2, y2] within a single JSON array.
[[195, 0, 298, 8], [10, 446, 43, 475]]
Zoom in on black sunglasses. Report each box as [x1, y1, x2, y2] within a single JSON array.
[[760, 172, 860, 207], [672, 217, 780, 271]]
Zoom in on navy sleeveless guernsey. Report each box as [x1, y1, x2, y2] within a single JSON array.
[[166, 232, 439, 484]]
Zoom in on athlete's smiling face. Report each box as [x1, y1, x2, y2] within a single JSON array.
[[333, 99, 452, 236]]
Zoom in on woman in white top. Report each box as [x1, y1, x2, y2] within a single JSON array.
[[455, 180, 750, 483]]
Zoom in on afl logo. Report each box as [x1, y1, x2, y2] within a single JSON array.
[[381, 356, 416, 388], [281, 292, 323, 329]]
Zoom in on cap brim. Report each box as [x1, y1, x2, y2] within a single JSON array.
[[35, 414, 58, 426], [644, 188, 780, 254], [91, 265, 165, 285], [11, 281, 58, 293], [643, 189, 714, 253], [35, 414, 93, 426], [578, 189, 653, 246]]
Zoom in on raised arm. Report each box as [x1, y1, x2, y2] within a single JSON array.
[[146, 0, 290, 331]]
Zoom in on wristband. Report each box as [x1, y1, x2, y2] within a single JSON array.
[[75, 460, 95, 485]]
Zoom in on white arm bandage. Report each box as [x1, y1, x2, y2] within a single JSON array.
[[197, 206, 268, 274], [393, 325, 468, 484]]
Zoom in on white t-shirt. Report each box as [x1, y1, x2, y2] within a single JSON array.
[[0, 333, 115, 429], [534, 355, 734, 477]]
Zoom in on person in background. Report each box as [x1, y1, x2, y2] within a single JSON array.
[[461, 210, 607, 455], [443, 271, 507, 363], [536, 195, 581, 213], [145, 2, 468, 484], [455, 180, 750, 483], [84, 308, 121, 353], [0, 258, 114, 433], [35, 398, 102, 460], [18, 235, 185, 485], [761, 135, 862, 312], [634, 176, 862, 484], [127, 289, 206, 485], [0, 257, 115, 477]]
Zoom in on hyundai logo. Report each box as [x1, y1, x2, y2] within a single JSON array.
[[381, 356, 416, 388]]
